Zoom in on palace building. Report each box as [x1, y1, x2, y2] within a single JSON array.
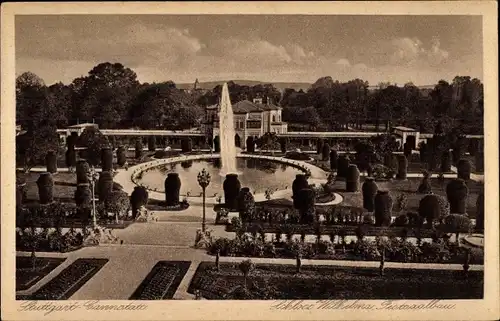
[[202, 98, 288, 149]]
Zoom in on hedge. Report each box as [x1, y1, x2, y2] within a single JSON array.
[[457, 159, 471, 180], [223, 174, 241, 210], [36, 173, 54, 204], [45, 151, 57, 173], [345, 165, 360, 192], [374, 191, 392, 226], [446, 179, 469, 214], [362, 178, 378, 212], [101, 147, 113, 172]]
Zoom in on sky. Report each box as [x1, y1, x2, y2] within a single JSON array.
[[15, 15, 483, 86]]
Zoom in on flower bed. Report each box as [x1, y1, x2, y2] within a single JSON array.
[[129, 261, 191, 300], [188, 262, 483, 299], [208, 234, 484, 265], [16, 257, 66, 291], [16, 228, 86, 253], [21, 258, 109, 300]]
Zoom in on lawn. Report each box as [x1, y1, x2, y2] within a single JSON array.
[[16, 256, 66, 291], [18, 172, 78, 204], [129, 261, 192, 300], [188, 262, 483, 300], [335, 177, 482, 217]]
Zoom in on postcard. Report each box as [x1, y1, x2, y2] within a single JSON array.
[[1, 1, 498, 320]]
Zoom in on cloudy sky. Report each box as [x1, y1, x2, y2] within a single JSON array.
[[16, 15, 483, 86]]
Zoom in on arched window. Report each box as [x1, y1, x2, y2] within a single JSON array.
[[272, 115, 276, 122]]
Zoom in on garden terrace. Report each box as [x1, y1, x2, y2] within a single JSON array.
[[187, 262, 483, 299], [129, 261, 191, 300], [16, 257, 66, 291], [19, 258, 109, 300]]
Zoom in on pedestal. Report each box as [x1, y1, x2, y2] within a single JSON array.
[[83, 225, 120, 246], [194, 229, 213, 249]]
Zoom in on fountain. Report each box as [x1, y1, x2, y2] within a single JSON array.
[[218, 83, 238, 176]]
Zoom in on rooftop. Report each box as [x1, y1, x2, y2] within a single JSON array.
[[393, 126, 417, 132], [206, 100, 281, 114], [68, 123, 98, 129]]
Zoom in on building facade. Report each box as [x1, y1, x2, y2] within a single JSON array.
[[202, 98, 288, 148]]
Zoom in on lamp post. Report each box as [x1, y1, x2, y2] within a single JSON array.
[[87, 165, 99, 228], [197, 168, 211, 232]]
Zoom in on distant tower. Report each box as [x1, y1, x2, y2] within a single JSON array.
[[194, 78, 200, 91]]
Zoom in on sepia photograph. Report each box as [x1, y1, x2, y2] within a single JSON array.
[[1, 2, 499, 321]]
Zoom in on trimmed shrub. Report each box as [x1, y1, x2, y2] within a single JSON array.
[[36, 172, 54, 204], [475, 152, 484, 172], [468, 139, 479, 156], [116, 146, 126, 167], [374, 191, 392, 226], [279, 137, 287, 153], [396, 155, 407, 180], [417, 171, 432, 194], [329, 150, 338, 170], [181, 138, 193, 153], [337, 155, 350, 178], [321, 143, 330, 161], [418, 194, 446, 228], [436, 195, 451, 220], [45, 151, 57, 173], [394, 193, 408, 212], [66, 134, 77, 150], [97, 171, 113, 202], [457, 159, 471, 180], [246, 136, 255, 153], [362, 177, 378, 212], [297, 188, 316, 224], [475, 189, 484, 231], [148, 136, 156, 152], [74, 183, 91, 209], [130, 185, 149, 219], [452, 145, 464, 165], [406, 135, 416, 150], [292, 174, 309, 209], [76, 160, 90, 184], [383, 153, 397, 171], [101, 147, 113, 172], [135, 140, 143, 159], [223, 174, 241, 210], [113, 182, 123, 190], [442, 214, 472, 242], [345, 165, 360, 192], [446, 179, 469, 214], [164, 173, 181, 207], [65, 148, 77, 169], [237, 187, 255, 222], [316, 139, 324, 155], [393, 214, 409, 227], [403, 142, 412, 158], [440, 150, 452, 172], [105, 189, 130, 220], [16, 182, 26, 207], [214, 136, 221, 153], [419, 142, 428, 163]]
